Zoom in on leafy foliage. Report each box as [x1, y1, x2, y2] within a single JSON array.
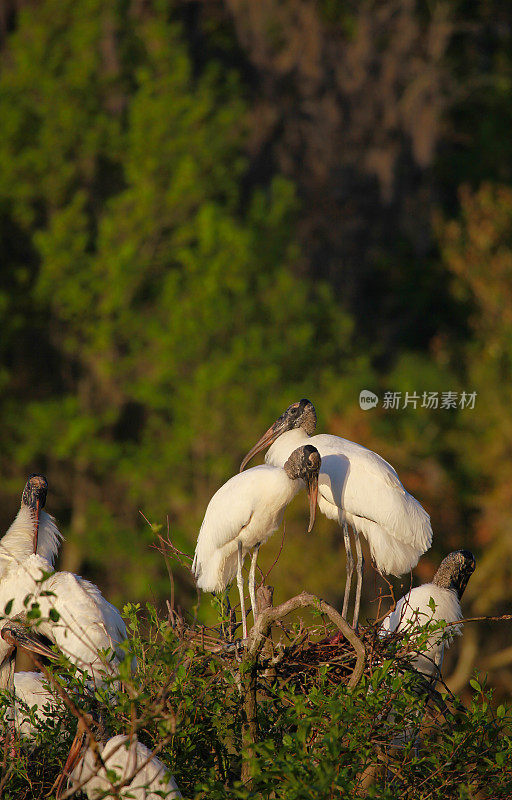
[[1, 602, 511, 799]]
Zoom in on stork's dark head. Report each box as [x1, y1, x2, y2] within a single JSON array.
[[21, 474, 48, 511], [240, 400, 317, 472], [283, 445, 321, 533], [21, 473, 48, 554], [432, 550, 476, 599], [1, 618, 57, 662]]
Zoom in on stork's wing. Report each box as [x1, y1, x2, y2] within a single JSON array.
[[37, 571, 128, 674], [312, 434, 432, 561]]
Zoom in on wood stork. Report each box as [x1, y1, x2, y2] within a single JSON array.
[[240, 399, 433, 626], [0, 554, 131, 683], [0, 619, 62, 747], [193, 444, 321, 639], [0, 474, 62, 575], [56, 716, 181, 799], [0, 477, 132, 683], [380, 550, 476, 678], [0, 618, 57, 691]]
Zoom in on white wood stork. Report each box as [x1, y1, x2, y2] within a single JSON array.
[[0, 554, 130, 683], [193, 444, 321, 639], [240, 399, 433, 626], [0, 477, 132, 684], [0, 618, 57, 692], [380, 550, 476, 678], [0, 619, 63, 746], [0, 474, 62, 576], [56, 717, 181, 799]]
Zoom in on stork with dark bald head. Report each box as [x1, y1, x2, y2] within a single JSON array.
[[240, 399, 433, 627], [0, 473, 62, 576], [193, 444, 321, 639], [0, 476, 133, 684], [381, 550, 476, 677]]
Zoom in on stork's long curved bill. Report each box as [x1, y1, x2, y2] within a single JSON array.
[[240, 419, 286, 472], [33, 498, 40, 554], [307, 475, 318, 533], [54, 729, 85, 800], [1, 624, 57, 662]]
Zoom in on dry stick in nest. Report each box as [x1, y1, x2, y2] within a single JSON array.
[[239, 589, 366, 784]]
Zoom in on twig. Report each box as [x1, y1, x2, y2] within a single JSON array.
[[246, 591, 365, 689]]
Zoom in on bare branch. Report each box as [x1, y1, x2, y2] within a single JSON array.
[[246, 590, 365, 689]]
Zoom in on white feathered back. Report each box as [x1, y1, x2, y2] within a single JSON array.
[[193, 465, 299, 593], [381, 583, 462, 677], [71, 734, 181, 799], [266, 429, 432, 575], [0, 554, 131, 682]]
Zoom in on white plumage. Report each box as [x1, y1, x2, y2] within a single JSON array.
[[194, 445, 320, 638], [0, 489, 62, 576], [380, 550, 475, 677], [380, 583, 462, 677], [267, 429, 431, 575], [240, 400, 432, 624], [63, 733, 181, 799], [0, 554, 130, 682], [194, 466, 304, 593], [4, 670, 181, 799], [12, 671, 62, 740], [0, 475, 131, 683]]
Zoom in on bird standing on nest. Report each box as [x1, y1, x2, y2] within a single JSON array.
[[240, 399, 433, 627], [193, 444, 321, 640]]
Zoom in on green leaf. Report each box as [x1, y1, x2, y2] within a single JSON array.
[[27, 604, 41, 620]]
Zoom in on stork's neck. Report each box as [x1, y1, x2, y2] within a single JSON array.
[[0, 506, 62, 574], [265, 429, 310, 468]]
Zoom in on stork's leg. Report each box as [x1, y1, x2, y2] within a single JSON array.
[[236, 541, 247, 640], [352, 531, 365, 629], [341, 521, 354, 620], [221, 589, 232, 640], [248, 543, 261, 626]]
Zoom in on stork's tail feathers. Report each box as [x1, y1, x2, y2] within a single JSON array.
[[192, 545, 237, 594], [358, 493, 432, 576]]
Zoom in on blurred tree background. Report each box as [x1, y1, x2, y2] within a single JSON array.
[[0, 0, 511, 695]]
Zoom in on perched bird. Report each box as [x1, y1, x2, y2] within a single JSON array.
[[0, 474, 62, 576], [56, 716, 181, 799], [0, 618, 57, 692], [0, 619, 62, 747], [0, 477, 132, 683], [193, 444, 321, 639], [240, 399, 432, 626], [380, 550, 476, 678], [0, 555, 130, 683]]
